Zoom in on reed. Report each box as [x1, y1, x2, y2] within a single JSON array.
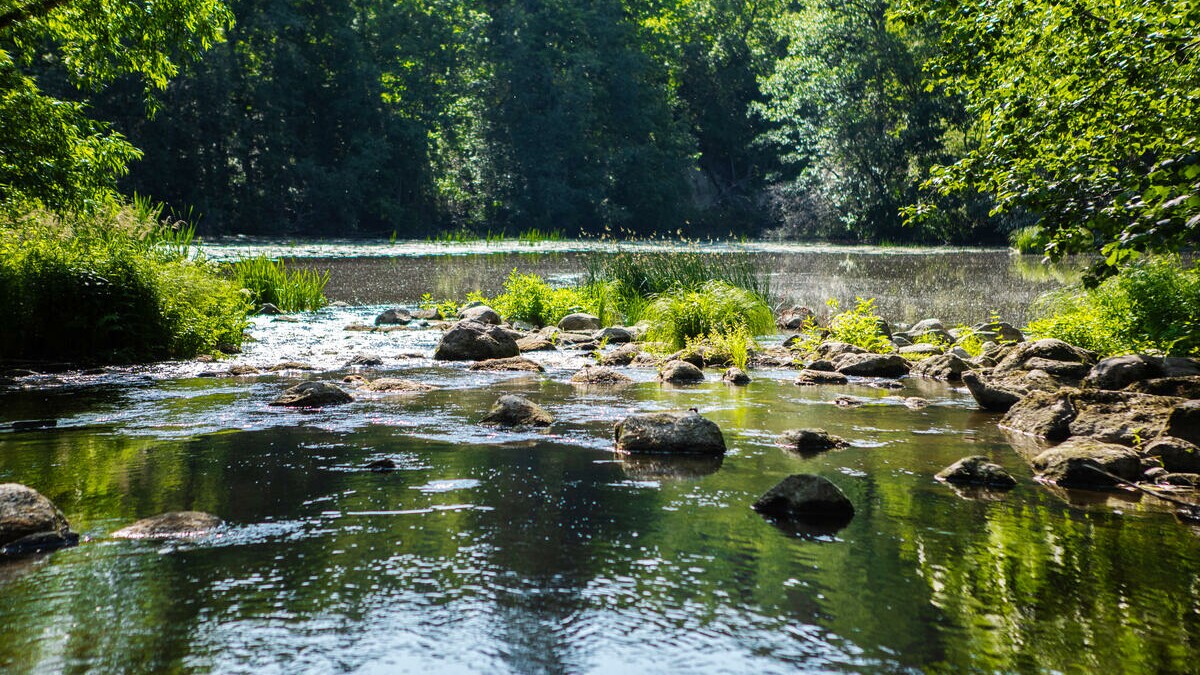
[[230, 256, 330, 312]]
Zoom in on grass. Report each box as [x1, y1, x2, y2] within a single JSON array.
[[1026, 255, 1200, 356], [695, 324, 757, 370], [1009, 225, 1048, 254], [643, 281, 775, 350], [0, 206, 249, 363], [424, 228, 565, 245], [230, 256, 330, 312], [488, 269, 589, 327]]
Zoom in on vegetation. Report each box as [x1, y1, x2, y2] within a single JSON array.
[[0, 208, 248, 363], [230, 256, 329, 312], [1009, 226, 1049, 255], [795, 297, 893, 354], [488, 270, 590, 327], [642, 281, 774, 351], [696, 324, 758, 370], [1027, 256, 1200, 357]]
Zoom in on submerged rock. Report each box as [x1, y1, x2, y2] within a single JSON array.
[[751, 474, 855, 524], [269, 361, 315, 372], [558, 313, 601, 332], [935, 456, 1017, 488], [434, 320, 520, 361], [0, 483, 78, 555], [1032, 438, 1141, 488], [347, 354, 384, 367], [480, 395, 553, 427], [270, 381, 354, 407], [365, 378, 436, 392], [794, 369, 849, 386], [614, 411, 725, 455], [778, 429, 848, 455], [365, 458, 398, 471], [570, 366, 633, 386], [722, 367, 751, 385], [112, 512, 223, 539], [659, 360, 705, 384], [469, 356, 545, 372]]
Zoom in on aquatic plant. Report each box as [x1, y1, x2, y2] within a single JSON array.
[[230, 256, 330, 312], [643, 281, 775, 350], [488, 269, 591, 327], [792, 297, 892, 354], [1027, 255, 1200, 356], [1008, 225, 1048, 254], [952, 326, 985, 357], [588, 250, 769, 300], [699, 324, 758, 370], [0, 207, 249, 363]]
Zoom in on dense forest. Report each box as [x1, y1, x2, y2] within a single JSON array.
[[2, 0, 1198, 255]]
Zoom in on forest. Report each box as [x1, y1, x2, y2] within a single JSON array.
[[1, 0, 1195, 256]]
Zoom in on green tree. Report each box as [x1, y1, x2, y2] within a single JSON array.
[[894, 0, 1200, 270], [0, 0, 232, 213]]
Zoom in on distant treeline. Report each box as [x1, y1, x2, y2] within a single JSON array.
[[73, 0, 992, 241]]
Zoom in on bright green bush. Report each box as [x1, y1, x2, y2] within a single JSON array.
[[699, 324, 758, 370], [643, 281, 775, 350], [1008, 226, 1049, 255], [230, 256, 329, 312], [1026, 256, 1200, 356], [0, 209, 249, 363], [826, 297, 893, 353], [488, 269, 591, 327]]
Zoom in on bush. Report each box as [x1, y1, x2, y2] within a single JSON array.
[[1009, 225, 1049, 254], [816, 297, 893, 353], [488, 269, 592, 327], [643, 281, 775, 350], [700, 324, 758, 370], [0, 209, 249, 363], [1026, 256, 1200, 356], [230, 256, 329, 312]]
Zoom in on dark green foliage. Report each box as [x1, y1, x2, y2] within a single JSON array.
[[0, 209, 249, 363]]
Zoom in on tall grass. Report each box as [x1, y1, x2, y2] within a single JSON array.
[[1008, 225, 1048, 254], [587, 250, 770, 300], [1027, 255, 1200, 356], [230, 256, 330, 312], [643, 281, 775, 350], [488, 269, 588, 327], [0, 207, 249, 363]]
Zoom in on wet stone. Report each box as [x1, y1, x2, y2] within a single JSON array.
[[112, 512, 223, 539], [270, 381, 354, 407]]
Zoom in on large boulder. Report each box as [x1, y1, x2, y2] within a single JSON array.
[[434, 320, 520, 361], [1083, 355, 1164, 390], [558, 313, 601, 332], [468, 356, 545, 372], [1144, 437, 1200, 474], [1032, 438, 1141, 488], [794, 369, 849, 386], [992, 338, 1095, 376], [112, 512, 223, 539], [659, 360, 705, 384], [480, 395, 553, 427], [1166, 400, 1200, 445], [751, 475, 855, 524], [614, 411, 725, 455], [270, 381, 353, 407], [833, 352, 910, 378], [0, 484, 78, 554], [457, 305, 502, 325], [778, 429, 849, 455], [935, 456, 1017, 488], [375, 308, 413, 326], [911, 353, 971, 382]]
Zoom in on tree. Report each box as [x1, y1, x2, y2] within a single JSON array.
[[894, 0, 1200, 270], [0, 0, 232, 213]]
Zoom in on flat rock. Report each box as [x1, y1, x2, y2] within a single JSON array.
[[0, 483, 77, 554], [269, 381, 353, 407], [833, 353, 909, 378], [659, 360, 705, 384], [571, 366, 633, 386], [480, 395, 553, 427], [936, 456, 1017, 488], [469, 356, 545, 372], [778, 429, 848, 455], [1032, 438, 1141, 488], [751, 474, 855, 523], [365, 378, 436, 392], [269, 361, 315, 371], [112, 511, 222, 539], [794, 369, 848, 386], [614, 411, 725, 455], [434, 320, 520, 361]]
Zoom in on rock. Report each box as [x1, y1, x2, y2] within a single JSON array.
[[1000, 390, 1077, 441], [365, 378, 436, 392], [777, 306, 816, 330], [112, 512, 222, 539], [342, 374, 368, 386], [599, 343, 641, 366], [898, 343, 943, 356], [778, 429, 848, 455], [1068, 389, 1179, 445], [344, 323, 375, 332], [833, 353, 910, 378], [833, 396, 863, 408], [948, 346, 973, 359], [1144, 466, 1170, 481], [227, 365, 261, 376], [936, 456, 1018, 488], [1084, 355, 1164, 390], [366, 458, 397, 471], [10, 420, 57, 432], [347, 354, 384, 367], [480, 395, 553, 427], [558, 313, 601, 332], [664, 350, 706, 369], [594, 326, 634, 344], [1144, 437, 1200, 473], [1022, 358, 1092, 379], [272, 314, 300, 322], [1127, 376, 1200, 398], [269, 361, 315, 371], [257, 303, 283, 315], [751, 474, 855, 523], [0, 484, 77, 554], [413, 308, 441, 320], [516, 335, 557, 352], [659, 360, 705, 384], [963, 369, 1066, 412], [556, 331, 599, 346], [458, 305, 502, 325], [892, 335, 913, 348], [970, 320, 1025, 343], [1160, 473, 1200, 488], [993, 339, 1095, 375], [1163, 357, 1200, 377], [793, 369, 848, 386], [812, 341, 867, 360], [375, 308, 413, 325], [1032, 438, 1141, 488], [911, 354, 971, 381], [910, 318, 945, 333], [571, 366, 633, 386], [510, 320, 537, 332], [1166, 400, 1200, 445], [806, 359, 838, 372], [269, 381, 354, 407], [469, 356, 545, 372], [904, 397, 929, 409], [434, 320, 521, 361], [722, 367, 751, 385], [614, 411, 726, 455]]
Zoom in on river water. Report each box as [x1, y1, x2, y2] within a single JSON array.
[[1, 242, 1197, 673]]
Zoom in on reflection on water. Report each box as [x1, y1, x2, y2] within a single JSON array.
[[2, 252, 1195, 673]]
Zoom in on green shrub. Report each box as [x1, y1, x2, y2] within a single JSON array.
[[826, 297, 893, 353], [230, 256, 329, 312], [488, 269, 591, 327], [1009, 225, 1048, 254], [953, 325, 985, 357], [1026, 256, 1200, 356], [643, 281, 775, 350], [419, 293, 461, 320], [0, 209, 249, 363], [702, 324, 758, 370]]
